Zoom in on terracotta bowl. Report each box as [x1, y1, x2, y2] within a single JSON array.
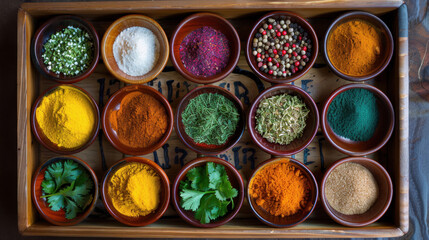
[[170, 13, 241, 84], [32, 15, 100, 83], [247, 157, 318, 227], [320, 157, 393, 227], [245, 11, 318, 84], [323, 11, 394, 81], [101, 14, 169, 84], [321, 84, 394, 156], [175, 85, 245, 155], [172, 157, 244, 227], [248, 84, 319, 156], [102, 85, 174, 155], [32, 156, 98, 226], [101, 157, 170, 227], [31, 84, 100, 154]]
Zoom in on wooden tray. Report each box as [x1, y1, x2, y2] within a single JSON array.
[[17, 1, 409, 238]]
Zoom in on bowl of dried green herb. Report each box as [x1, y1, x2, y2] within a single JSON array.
[[248, 84, 319, 156], [175, 85, 245, 155], [31, 155, 98, 226], [172, 157, 244, 227], [32, 15, 99, 83]]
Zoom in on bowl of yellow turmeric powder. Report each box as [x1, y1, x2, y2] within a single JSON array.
[[31, 84, 100, 154], [247, 157, 318, 227], [324, 11, 394, 81], [101, 157, 170, 227]]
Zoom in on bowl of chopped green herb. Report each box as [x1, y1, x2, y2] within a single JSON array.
[[248, 84, 319, 156], [172, 157, 244, 227], [32, 15, 99, 83], [175, 85, 245, 155], [31, 156, 98, 226]]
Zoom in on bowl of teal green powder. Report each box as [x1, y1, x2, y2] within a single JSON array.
[[321, 84, 394, 156]]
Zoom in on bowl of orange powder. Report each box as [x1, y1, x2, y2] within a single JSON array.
[[102, 85, 174, 155], [247, 157, 318, 227]]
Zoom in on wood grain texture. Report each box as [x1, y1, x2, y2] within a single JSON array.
[[17, 1, 408, 238]]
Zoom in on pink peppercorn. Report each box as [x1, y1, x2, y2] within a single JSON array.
[[276, 63, 280, 67], [268, 24, 273, 30], [295, 67, 298, 71], [295, 61, 300, 66], [292, 51, 298, 57], [282, 31, 287, 35], [303, 46, 307, 51], [302, 55, 307, 59], [285, 43, 290, 47], [268, 70, 273, 74], [273, 49, 278, 54], [262, 30, 266, 35], [282, 50, 287, 55], [276, 32, 281, 37], [267, 57, 272, 62], [257, 53, 261, 58], [292, 44, 296, 48], [298, 36, 302, 40]]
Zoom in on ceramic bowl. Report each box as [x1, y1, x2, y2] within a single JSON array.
[[320, 157, 393, 227], [323, 11, 394, 81], [248, 84, 319, 156], [175, 85, 245, 155], [170, 13, 241, 84], [245, 11, 318, 84], [247, 157, 318, 227], [101, 14, 169, 84], [321, 84, 394, 156], [31, 84, 100, 154], [32, 15, 100, 83], [101, 157, 170, 227], [172, 157, 244, 227], [102, 85, 174, 155], [32, 155, 98, 226]]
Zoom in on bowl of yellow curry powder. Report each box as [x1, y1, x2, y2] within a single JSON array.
[[101, 157, 170, 227], [31, 84, 100, 154], [248, 157, 318, 228]]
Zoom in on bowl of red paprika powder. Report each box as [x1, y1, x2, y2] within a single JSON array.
[[247, 157, 318, 227], [102, 85, 174, 155], [170, 13, 241, 84]]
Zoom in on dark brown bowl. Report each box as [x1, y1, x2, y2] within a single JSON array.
[[321, 84, 394, 156], [170, 13, 241, 84], [248, 84, 319, 156], [31, 84, 100, 154], [245, 11, 318, 84], [102, 85, 174, 155], [101, 14, 169, 84], [175, 85, 245, 155], [172, 157, 244, 227], [323, 11, 394, 81], [247, 157, 318, 227], [101, 157, 170, 227], [32, 15, 100, 83], [320, 157, 393, 227], [32, 155, 98, 226]]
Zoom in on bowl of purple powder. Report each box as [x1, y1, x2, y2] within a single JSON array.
[[170, 13, 241, 84], [246, 11, 319, 84]]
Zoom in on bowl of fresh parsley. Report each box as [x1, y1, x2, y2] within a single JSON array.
[[31, 156, 98, 225], [172, 157, 244, 227]]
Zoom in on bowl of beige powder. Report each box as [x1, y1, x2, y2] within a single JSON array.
[[101, 14, 169, 84], [320, 157, 393, 227]]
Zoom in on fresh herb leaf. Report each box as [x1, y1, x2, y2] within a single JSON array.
[[215, 174, 238, 201], [62, 160, 82, 184], [41, 171, 55, 194], [194, 194, 221, 224], [64, 197, 80, 219], [180, 189, 209, 211], [46, 194, 65, 211]]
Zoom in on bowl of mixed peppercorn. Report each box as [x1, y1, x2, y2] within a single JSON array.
[[32, 15, 100, 83], [246, 11, 318, 84]]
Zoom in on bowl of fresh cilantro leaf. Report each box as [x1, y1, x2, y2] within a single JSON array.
[[172, 157, 244, 227], [32, 156, 98, 225]]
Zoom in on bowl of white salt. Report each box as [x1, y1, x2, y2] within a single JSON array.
[[101, 14, 169, 84]]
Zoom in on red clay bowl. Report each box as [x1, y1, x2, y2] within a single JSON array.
[[101, 14, 169, 84], [248, 84, 319, 156], [31, 84, 100, 154], [175, 85, 245, 155], [247, 157, 318, 227], [246, 11, 318, 84], [321, 84, 394, 156], [102, 85, 174, 155], [323, 11, 394, 82], [101, 157, 170, 227], [170, 13, 241, 84], [32, 15, 100, 83], [320, 157, 393, 227], [32, 155, 98, 226], [172, 157, 244, 227]]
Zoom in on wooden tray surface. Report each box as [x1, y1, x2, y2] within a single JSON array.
[[17, 1, 409, 238]]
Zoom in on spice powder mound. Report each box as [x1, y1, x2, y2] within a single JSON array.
[[249, 159, 312, 217], [110, 91, 168, 148], [325, 162, 379, 215]]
